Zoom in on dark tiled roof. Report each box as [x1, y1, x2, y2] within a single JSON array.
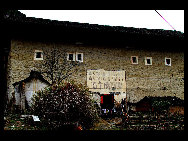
[[1, 10, 184, 39], [1, 10, 184, 51], [137, 96, 184, 107], [13, 71, 50, 86]]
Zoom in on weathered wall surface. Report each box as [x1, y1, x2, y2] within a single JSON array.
[[7, 39, 184, 103], [24, 79, 49, 106], [14, 79, 49, 107]]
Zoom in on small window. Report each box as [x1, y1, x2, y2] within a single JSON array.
[[67, 53, 75, 61], [76, 53, 83, 62], [165, 57, 171, 66], [34, 50, 43, 60], [145, 57, 152, 65], [131, 56, 138, 64], [36, 52, 42, 58]]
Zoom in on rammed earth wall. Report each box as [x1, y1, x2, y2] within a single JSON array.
[[7, 39, 184, 103]]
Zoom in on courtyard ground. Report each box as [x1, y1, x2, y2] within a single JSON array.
[[4, 111, 184, 131]]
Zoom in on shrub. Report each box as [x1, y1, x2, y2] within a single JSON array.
[[152, 100, 171, 111], [31, 81, 99, 130]]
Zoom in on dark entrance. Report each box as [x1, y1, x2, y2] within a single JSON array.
[[100, 94, 114, 109]]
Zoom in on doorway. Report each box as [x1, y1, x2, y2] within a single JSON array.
[[100, 94, 114, 109]]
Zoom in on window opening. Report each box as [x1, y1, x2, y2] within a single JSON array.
[[165, 57, 171, 66], [76, 52, 83, 62], [34, 50, 43, 60], [131, 56, 138, 64], [67, 53, 75, 61], [145, 57, 152, 65]]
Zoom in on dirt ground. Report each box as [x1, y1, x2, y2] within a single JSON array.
[[90, 117, 123, 130], [4, 112, 184, 131]]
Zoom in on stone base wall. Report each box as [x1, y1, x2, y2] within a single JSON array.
[[7, 39, 184, 103]]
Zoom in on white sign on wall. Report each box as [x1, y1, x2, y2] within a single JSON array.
[[87, 69, 126, 94]]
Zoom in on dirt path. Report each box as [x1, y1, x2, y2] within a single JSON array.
[[90, 117, 122, 130]]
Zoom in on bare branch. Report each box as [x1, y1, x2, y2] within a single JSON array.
[[36, 46, 81, 85]]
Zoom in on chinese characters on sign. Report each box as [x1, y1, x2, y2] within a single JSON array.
[[87, 69, 126, 94]]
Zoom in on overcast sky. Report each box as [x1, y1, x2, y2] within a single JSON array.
[[19, 10, 184, 33]]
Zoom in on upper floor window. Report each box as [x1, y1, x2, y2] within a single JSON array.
[[76, 52, 83, 62], [131, 56, 138, 64], [67, 52, 83, 62], [34, 50, 43, 60], [67, 53, 75, 61], [165, 57, 171, 66], [145, 57, 152, 65]]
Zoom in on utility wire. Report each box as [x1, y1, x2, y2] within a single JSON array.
[[155, 10, 176, 31]]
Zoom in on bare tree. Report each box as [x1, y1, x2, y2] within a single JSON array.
[[35, 46, 81, 85]]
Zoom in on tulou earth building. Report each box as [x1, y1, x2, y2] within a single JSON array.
[[1, 10, 184, 111]]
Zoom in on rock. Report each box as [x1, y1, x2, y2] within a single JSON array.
[[32, 115, 40, 122]]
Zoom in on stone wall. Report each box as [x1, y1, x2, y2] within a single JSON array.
[[7, 39, 184, 103]]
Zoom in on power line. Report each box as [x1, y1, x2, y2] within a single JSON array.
[[155, 10, 176, 31]]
